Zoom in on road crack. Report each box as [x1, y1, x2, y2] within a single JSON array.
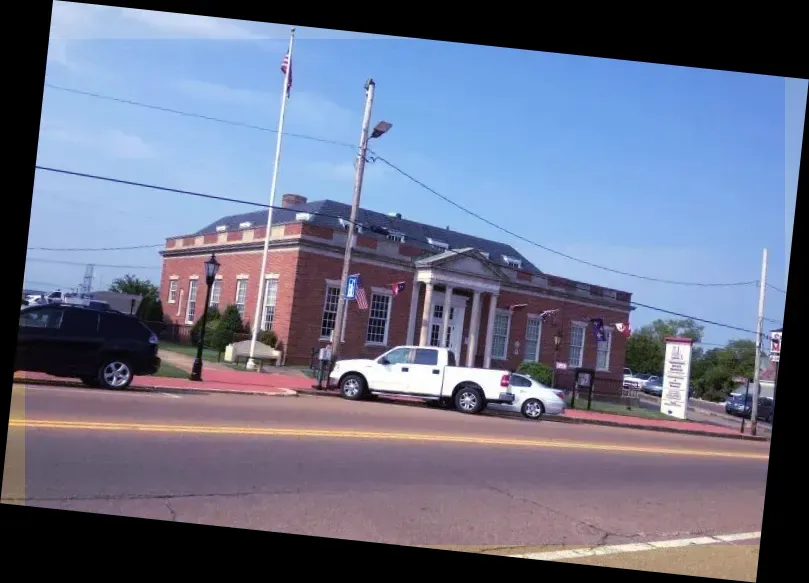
[[486, 484, 641, 546], [4, 487, 302, 504], [164, 499, 178, 522]]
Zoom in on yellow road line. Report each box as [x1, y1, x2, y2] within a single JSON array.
[[7, 418, 769, 460]]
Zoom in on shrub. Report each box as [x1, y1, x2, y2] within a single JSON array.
[[258, 329, 278, 348], [189, 307, 221, 345], [209, 305, 245, 353], [517, 361, 553, 386]]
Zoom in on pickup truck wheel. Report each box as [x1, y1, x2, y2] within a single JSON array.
[[455, 386, 484, 414], [340, 374, 366, 401], [521, 398, 545, 420]]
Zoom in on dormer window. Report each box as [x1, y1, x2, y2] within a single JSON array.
[[386, 231, 406, 243], [215, 225, 227, 233], [503, 255, 522, 269], [480, 251, 490, 259], [427, 237, 449, 251], [295, 212, 313, 222], [238, 221, 252, 229]]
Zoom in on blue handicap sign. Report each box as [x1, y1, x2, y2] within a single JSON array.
[[345, 274, 359, 300]]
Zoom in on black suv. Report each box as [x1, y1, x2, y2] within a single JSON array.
[[16, 303, 161, 389]]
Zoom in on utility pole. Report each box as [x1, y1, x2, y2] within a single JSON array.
[[331, 79, 376, 361], [750, 248, 768, 436]]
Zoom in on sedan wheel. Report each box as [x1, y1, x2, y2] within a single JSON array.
[[521, 398, 545, 420]]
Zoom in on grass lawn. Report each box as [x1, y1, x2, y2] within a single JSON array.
[[568, 397, 674, 420], [159, 342, 222, 363], [154, 361, 190, 378]]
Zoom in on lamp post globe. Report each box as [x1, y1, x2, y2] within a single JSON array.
[[190, 253, 220, 382]]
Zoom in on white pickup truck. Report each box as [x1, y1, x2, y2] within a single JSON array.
[[329, 345, 514, 414]]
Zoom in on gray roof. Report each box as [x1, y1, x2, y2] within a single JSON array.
[[195, 199, 542, 274]]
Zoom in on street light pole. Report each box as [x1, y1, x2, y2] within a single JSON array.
[[331, 79, 378, 362], [190, 253, 220, 382]]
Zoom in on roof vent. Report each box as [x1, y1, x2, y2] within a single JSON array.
[[238, 221, 252, 229], [388, 212, 402, 219], [215, 225, 227, 232]]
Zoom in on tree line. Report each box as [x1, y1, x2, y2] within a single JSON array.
[[625, 318, 761, 402]]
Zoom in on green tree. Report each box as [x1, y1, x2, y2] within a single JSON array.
[[109, 274, 160, 320], [190, 307, 221, 346], [625, 334, 666, 375], [209, 305, 245, 353]]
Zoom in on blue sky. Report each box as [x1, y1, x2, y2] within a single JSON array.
[[30, 2, 804, 347]]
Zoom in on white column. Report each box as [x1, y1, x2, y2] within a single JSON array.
[[405, 276, 420, 345], [466, 291, 482, 367], [441, 286, 454, 347], [483, 293, 499, 369], [419, 282, 435, 346]]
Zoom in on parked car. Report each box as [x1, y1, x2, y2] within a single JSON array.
[[643, 376, 664, 397], [15, 302, 161, 389], [329, 346, 513, 414], [486, 373, 566, 419], [724, 393, 775, 423]]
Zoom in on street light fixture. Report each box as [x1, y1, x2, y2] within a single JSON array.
[[370, 120, 392, 139], [189, 253, 220, 382]]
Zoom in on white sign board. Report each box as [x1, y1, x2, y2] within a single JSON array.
[[770, 331, 781, 363], [660, 340, 693, 420]]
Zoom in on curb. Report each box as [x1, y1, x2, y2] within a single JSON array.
[[12, 377, 299, 398], [295, 388, 769, 442]]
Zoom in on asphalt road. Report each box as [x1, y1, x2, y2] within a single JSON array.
[[5, 383, 770, 552], [637, 394, 772, 435]]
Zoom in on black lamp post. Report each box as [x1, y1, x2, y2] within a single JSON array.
[[551, 333, 563, 388], [189, 253, 220, 382]]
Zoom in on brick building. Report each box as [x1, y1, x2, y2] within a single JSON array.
[[159, 194, 634, 385]]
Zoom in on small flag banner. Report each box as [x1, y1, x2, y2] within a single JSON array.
[[390, 281, 406, 298], [355, 275, 368, 310], [590, 318, 607, 342], [613, 322, 632, 337], [281, 52, 293, 97], [538, 309, 559, 322]]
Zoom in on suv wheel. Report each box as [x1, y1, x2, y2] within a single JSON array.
[[99, 358, 133, 389]]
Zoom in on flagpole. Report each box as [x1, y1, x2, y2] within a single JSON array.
[[246, 27, 296, 371]]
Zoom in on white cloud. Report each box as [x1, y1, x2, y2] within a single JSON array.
[[49, 1, 393, 41], [40, 126, 155, 160]]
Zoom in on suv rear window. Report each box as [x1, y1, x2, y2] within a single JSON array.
[[99, 313, 151, 339]]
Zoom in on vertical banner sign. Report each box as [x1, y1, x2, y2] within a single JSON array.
[[770, 331, 782, 363], [660, 337, 694, 420], [345, 274, 359, 301]]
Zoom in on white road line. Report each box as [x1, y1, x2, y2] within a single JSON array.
[[509, 531, 761, 561]]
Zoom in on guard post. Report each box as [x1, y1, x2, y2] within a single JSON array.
[[572, 368, 595, 411]]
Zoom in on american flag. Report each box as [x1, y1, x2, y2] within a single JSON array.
[[590, 318, 607, 342], [281, 52, 292, 97], [391, 281, 406, 298], [355, 286, 368, 310]]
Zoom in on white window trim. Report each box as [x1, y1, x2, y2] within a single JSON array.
[[365, 289, 394, 347], [167, 280, 178, 304], [176, 289, 184, 317], [320, 283, 341, 341], [235, 278, 249, 316], [492, 308, 512, 361], [185, 280, 198, 325], [568, 321, 587, 368], [261, 278, 279, 332], [596, 328, 613, 372], [524, 316, 543, 362], [209, 279, 222, 307]]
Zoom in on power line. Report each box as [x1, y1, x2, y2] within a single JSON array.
[[44, 82, 356, 151], [45, 82, 758, 290], [33, 165, 772, 339], [26, 257, 159, 270], [29, 243, 163, 252], [766, 282, 786, 294]]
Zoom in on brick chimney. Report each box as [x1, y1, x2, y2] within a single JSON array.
[[282, 194, 308, 208]]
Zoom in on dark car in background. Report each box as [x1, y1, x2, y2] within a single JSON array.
[[725, 393, 775, 423], [15, 303, 161, 389]]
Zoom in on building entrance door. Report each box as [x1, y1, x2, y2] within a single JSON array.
[[428, 294, 466, 364]]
